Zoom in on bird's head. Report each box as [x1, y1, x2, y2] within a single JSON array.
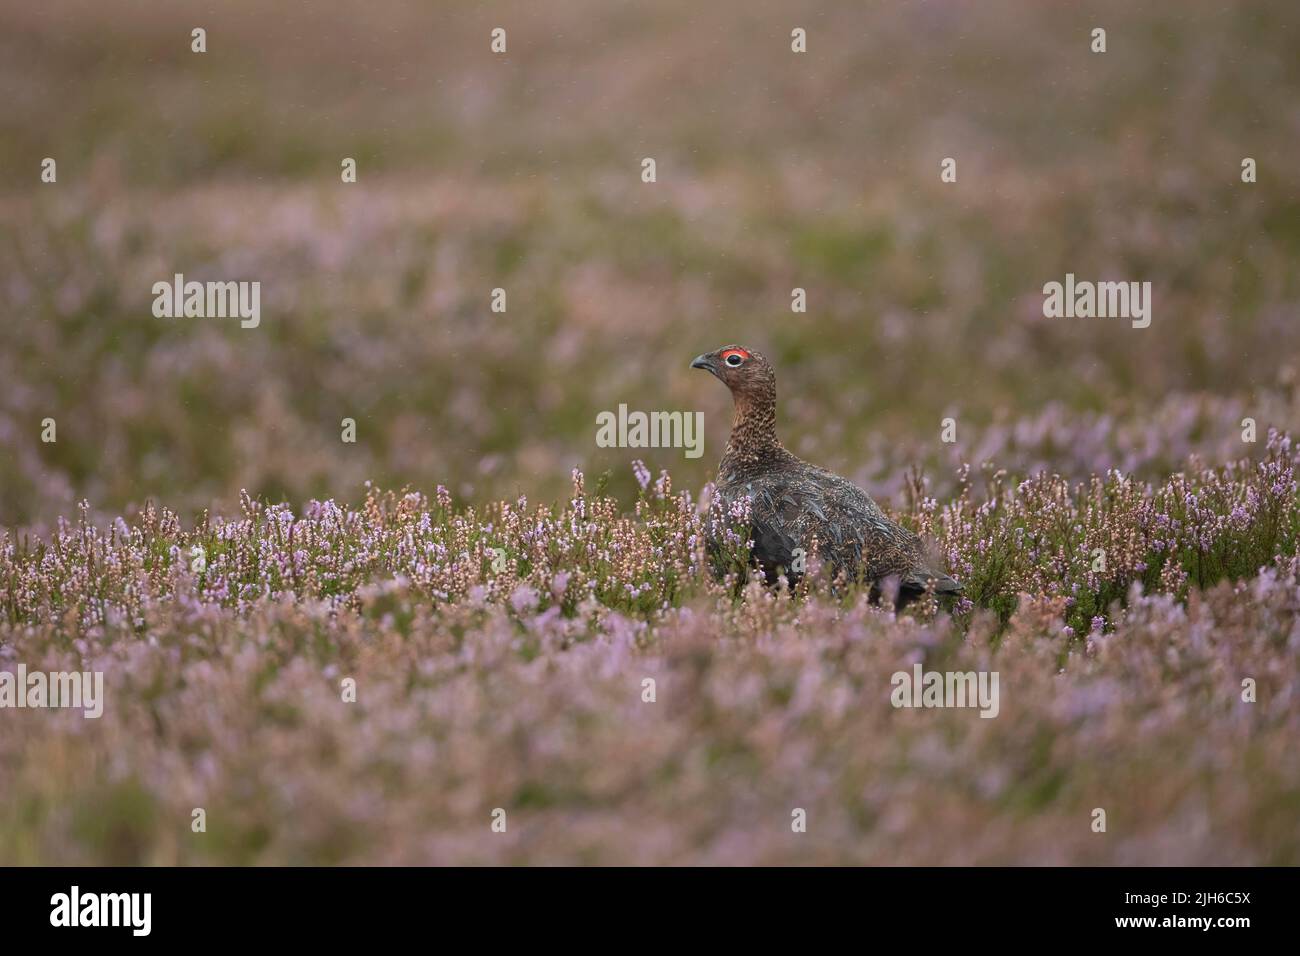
[[690, 345, 775, 400]]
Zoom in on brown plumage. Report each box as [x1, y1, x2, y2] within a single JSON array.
[[691, 345, 961, 603]]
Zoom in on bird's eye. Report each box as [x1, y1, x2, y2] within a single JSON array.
[[725, 354, 743, 367]]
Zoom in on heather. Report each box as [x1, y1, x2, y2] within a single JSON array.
[[3, 0, 1300, 865], [5, 432, 1300, 634], [3, 444, 1300, 864], [4, 0, 1300, 525], [3, 475, 1299, 864]]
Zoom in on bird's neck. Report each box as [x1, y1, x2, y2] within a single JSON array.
[[719, 391, 789, 480]]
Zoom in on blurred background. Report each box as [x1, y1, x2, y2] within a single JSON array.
[[3, 0, 1298, 529]]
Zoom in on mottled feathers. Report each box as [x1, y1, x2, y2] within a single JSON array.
[[692, 345, 961, 603]]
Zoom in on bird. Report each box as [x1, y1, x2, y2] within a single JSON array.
[[691, 344, 961, 605]]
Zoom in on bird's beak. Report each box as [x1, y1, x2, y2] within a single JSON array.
[[690, 353, 716, 374]]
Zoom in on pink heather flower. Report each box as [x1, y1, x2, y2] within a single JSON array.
[[510, 584, 539, 614], [632, 460, 651, 491]]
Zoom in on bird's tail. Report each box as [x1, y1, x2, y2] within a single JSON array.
[[903, 568, 963, 595]]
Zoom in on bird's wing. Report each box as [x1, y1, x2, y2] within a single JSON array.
[[795, 468, 928, 579], [723, 466, 959, 589], [731, 479, 802, 569]]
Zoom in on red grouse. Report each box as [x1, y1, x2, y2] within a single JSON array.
[[692, 345, 961, 604]]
